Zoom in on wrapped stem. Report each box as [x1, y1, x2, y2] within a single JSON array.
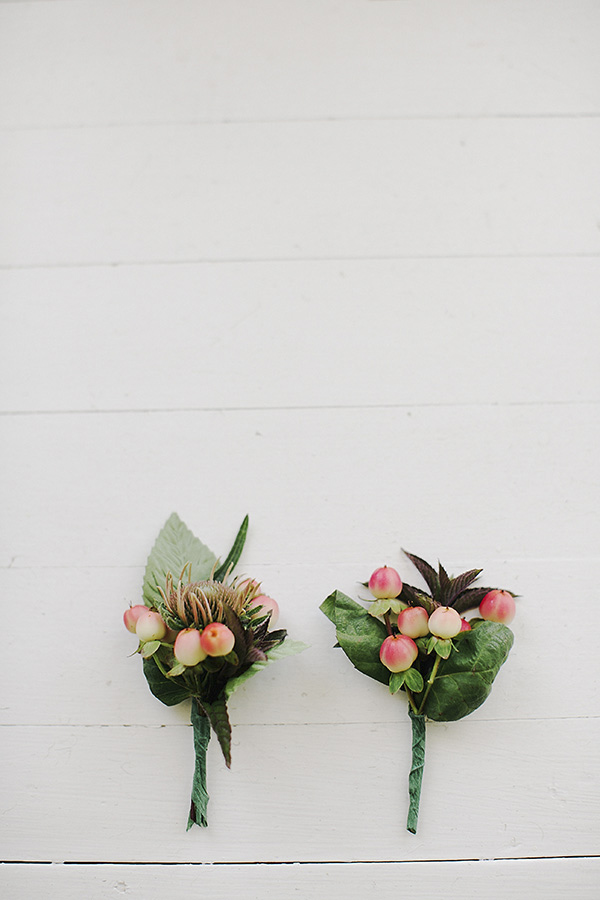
[[187, 699, 211, 829], [406, 709, 426, 834]]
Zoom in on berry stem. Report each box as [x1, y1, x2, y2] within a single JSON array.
[[417, 654, 442, 716], [384, 612, 393, 636], [404, 686, 419, 715]]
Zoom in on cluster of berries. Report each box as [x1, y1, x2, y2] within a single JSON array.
[[123, 592, 279, 670], [368, 565, 516, 674]]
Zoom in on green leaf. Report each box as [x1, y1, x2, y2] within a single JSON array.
[[143, 513, 217, 608], [423, 621, 514, 721], [213, 515, 249, 582], [389, 671, 407, 694], [404, 667, 424, 693], [368, 598, 392, 617], [433, 639, 452, 659], [199, 694, 232, 767], [224, 639, 308, 699], [167, 662, 187, 678], [142, 656, 191, 706], [389, 598, 405, 614], [140, 640, 160, 658], [320, 590, 389, 685]]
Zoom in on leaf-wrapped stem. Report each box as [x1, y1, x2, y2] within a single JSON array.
[[187, 700, 211, 829], [407, 709, 426, 834]]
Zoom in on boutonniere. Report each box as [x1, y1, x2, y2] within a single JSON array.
[[321, 551, 516, 833], [124, 513, 305, 828]]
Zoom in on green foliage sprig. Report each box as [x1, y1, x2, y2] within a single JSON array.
[[321, 551, 516, 833], [125, 513, 305, 829]]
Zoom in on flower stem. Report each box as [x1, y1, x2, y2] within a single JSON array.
[[405, 687, 419, 715], [417, 654, 441, 716], [384, 612, 393, 636]]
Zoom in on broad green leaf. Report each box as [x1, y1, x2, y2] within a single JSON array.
[[142, 656, 191, 707], [224, 639, 308, 699], [143, 513, 217, 607], [320, 590, 389, 685], [213, 515, 249, 582], [423, 621, 514, 721]]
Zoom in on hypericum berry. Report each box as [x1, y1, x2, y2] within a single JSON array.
[[479, 590, 516, 625], [379, 634, 418, 672], [174, 628, 207, 667], [248, 594, 280, 626], [123, 604, 147, 633], [135, 609, 167, 642], [199, 622, 235, 657], [428, 606, 462, 639], [368, 566, 403, 599], [397, 606, 429, 638], [460, 618, 472, 632]]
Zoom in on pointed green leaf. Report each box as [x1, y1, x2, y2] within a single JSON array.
[[213, 515, 249, 582], [320, 590, 389, 685], [200, 694, 232, 767], [423, 621, 514, 721], [143, 513, 217, 607]]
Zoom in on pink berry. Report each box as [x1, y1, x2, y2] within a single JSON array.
[[460, 618, 471, 632], [249, 594, 280, 626], [174, 628, 207, 667], [479, 590, 516, 625], [368, 566, 403, 599], [135, 610, 167, 642], [397, 606, 430, 638], [428, 606, 462, 639], [379, 634, 418, 672], [123, 604, 147, 633], [200, 622, 235, 657]]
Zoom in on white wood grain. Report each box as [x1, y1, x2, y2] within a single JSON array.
[[2, 859, 599, 900], [0, 718, 597, 862], [1, 0, 598, 127], [1, 257, 598, 412], [0, 559, 596, 726], [1, 406, 597, 569], [1, 118, 598, 267]]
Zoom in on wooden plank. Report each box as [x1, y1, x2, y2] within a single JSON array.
[[0, 559, 595, 726], [1, 257, 598, 412], [0, 718, 597, 862], [0, 405, 597, 569], [1, 859, 599, 899], [0, 0, 598, 127], [1, 118, 598, 266]]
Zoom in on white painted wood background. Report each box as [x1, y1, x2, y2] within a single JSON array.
[[1, 0, 599, 896]]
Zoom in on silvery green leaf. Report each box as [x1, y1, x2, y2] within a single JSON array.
[[143, 513, 217, 607]]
